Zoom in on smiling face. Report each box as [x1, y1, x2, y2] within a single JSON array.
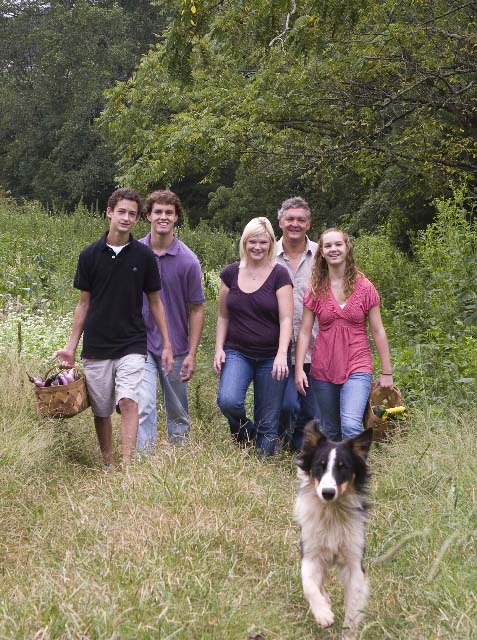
[[147, 201, 178, 238], [278, 207, 311, 243], [106, 198, 139, 236], [245, 232, 272, 264], [320, 230, 349, 267]]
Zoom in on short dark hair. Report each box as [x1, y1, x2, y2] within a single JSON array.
[[144, 190, 183, 221], [107, 188, 143, 216], [277, 196, 311, 221]]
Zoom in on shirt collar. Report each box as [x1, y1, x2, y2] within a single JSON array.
[[141, 233, 179, 256], [101, 231, 134, 250], [276, 235, 313, 256]]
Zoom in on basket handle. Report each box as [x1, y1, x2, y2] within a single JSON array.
[[370, 381, 401, 393], [26, 366, 61, 385]]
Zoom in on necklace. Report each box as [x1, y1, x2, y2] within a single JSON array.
[[247, 267, 267, 281]]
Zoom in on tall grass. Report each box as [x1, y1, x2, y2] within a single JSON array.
[[0, 351, 475, 639], [1, 192, 476, 638]]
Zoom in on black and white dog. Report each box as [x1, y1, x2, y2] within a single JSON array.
[[294, 421, 373, 639]]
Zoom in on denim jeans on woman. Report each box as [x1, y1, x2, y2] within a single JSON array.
[[279, 363, 320, 451], [311, 372, 372, 441], [137, 352, 190, 451], [217, 348, 288, 456]]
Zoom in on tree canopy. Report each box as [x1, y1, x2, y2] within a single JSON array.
[[0, 0, 169, 209], [101, 0, 477, 235]]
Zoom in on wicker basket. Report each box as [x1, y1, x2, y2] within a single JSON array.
[[28, 368, 90, 419], [364, 383, 405, 441]]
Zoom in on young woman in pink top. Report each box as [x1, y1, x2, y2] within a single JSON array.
[[295, 228, 393, 441]]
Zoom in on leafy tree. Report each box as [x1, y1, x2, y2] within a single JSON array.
[[101, 0, 477, 236], [0, 0, 168, 209]]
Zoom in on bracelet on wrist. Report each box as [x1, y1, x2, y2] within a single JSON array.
[[381, 372, 393, 376]]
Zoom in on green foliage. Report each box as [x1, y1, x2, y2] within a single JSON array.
[[0, 1, 170, 210], [360, 187, 477, 405], [101, 0, 477, 238], [353, 231, 414, 309], [177, 217, 237, 271], [0, 196, 107, 313]]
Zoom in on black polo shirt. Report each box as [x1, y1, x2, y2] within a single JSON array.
[[74, 232, 161, 359]]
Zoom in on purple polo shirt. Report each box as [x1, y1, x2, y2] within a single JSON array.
[[139, 234, 205, 356]]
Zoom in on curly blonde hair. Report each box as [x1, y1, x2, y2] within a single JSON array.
[[309, 228, 360, 299]]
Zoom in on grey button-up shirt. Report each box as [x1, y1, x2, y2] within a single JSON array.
[[276, 236, 318, 364]]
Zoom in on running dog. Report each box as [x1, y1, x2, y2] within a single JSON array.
[[294, 421, 373, 639]]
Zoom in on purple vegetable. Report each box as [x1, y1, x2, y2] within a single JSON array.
[[64, 369, 76, 383]]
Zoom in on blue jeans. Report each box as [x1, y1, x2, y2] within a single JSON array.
[[137, 352, 190, 450], [279, 364, 320, 451], [311, 373, 372, 441], [217, 349, 288, 456]]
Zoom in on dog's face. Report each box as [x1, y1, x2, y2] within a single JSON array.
[[298, 421, 373, 502]]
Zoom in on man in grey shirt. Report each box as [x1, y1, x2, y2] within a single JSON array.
[[276, 196, 320, 450]]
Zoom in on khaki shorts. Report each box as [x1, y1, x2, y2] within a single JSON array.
[[82, 354, 146, 417]]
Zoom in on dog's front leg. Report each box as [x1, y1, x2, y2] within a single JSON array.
[[341, 563, 369, 640], [301, 555, 334, 628]]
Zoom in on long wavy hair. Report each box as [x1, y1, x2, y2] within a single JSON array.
[[309, 228, 360, 299]]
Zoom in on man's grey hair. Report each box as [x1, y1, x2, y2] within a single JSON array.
[[277, 196, 311, 221]]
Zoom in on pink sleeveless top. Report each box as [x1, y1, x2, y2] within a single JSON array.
[[304, 276, 380, 384]]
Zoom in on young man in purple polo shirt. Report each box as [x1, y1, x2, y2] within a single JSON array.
[[137, 190, 205, 449]]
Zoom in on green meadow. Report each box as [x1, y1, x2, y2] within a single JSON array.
[[0, 196, 476, 639]]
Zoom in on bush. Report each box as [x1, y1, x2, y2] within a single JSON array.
[[385, 187, 477, 405], [177, 217, 238, 272], [353, 231, 414, 309], [0, 198, 105, 314]]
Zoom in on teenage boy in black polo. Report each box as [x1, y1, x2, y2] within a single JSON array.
[[53, 188, 173, 466]]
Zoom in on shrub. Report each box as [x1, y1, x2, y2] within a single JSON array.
[[176, 217, 238, 272], [385, 187, 477, 405]]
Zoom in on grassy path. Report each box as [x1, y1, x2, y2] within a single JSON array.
[[0, 352, 476, 639]]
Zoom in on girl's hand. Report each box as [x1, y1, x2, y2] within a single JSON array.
[[272, 353, 288, 381], [295, 369, 309, 396], [213, 349, 226, 374], [378, 373, 394, 388]]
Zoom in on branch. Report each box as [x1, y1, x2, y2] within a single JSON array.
[[419, 2, 476, 27], [269, 0, 297, 48]]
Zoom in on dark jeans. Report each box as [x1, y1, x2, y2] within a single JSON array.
[[217, 349, 288, 456], [311, 372, 372, 441], [279, 363, 320, 451]]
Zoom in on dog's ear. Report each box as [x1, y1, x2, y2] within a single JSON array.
[[347, 428, 373, 461], [298, 420, 327, 472], [303, 419, 326, 450]]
